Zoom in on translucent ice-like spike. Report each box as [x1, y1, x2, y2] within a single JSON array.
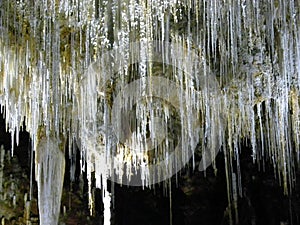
[[36, 136, 65, 225]]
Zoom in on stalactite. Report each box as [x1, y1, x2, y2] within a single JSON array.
[[36, 136, 65, 225], [0, 1, 299, 224]]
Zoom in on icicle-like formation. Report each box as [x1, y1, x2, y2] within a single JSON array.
[[36, 136, 65, 225], [0, 0, 300, 224]]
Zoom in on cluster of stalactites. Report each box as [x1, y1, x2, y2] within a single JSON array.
[[0, 0, 299, 221]]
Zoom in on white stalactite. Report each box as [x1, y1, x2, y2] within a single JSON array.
[[36, 136, 65, 225]]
